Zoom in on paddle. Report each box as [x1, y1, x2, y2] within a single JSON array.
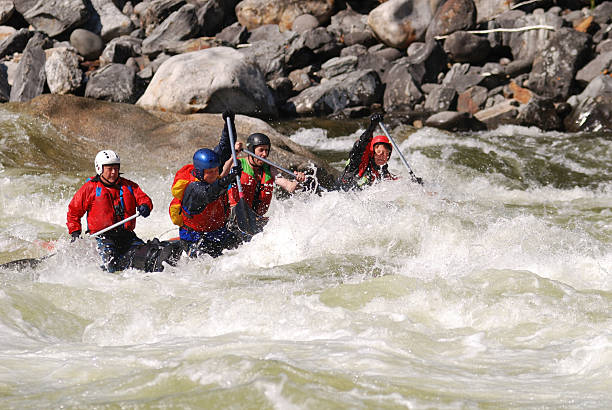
[[0, 213, 142, 271], [242, 148, 297, 178], [378, 121, 423, 185], [226, 117, 260, 235]]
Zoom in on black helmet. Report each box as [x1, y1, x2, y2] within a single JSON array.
[[246, 133, 271, 152]]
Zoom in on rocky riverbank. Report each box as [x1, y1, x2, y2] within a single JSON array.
[[2, 0, 612, 133]]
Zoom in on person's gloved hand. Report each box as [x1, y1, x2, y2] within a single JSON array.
[[222, 109, 235, 122], [228, 163, 242, 179], [138, 204, 151, 217], [370, 113, 384, 125], [70, 230, 81, 242]]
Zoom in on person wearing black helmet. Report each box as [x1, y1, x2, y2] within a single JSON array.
[[337, 113, 397, 191], [227, 131, 306, 231], [169, 110, 243, 258]]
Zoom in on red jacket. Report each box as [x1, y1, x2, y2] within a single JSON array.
[[67, 176, 153, 234]]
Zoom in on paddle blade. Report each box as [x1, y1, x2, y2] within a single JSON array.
[[230, 200, 262, 236]]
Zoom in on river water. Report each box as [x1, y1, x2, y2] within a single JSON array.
[[0, 107, 611, 408]]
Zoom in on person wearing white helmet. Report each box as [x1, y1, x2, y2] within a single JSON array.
[[67, 149, 154, 272]]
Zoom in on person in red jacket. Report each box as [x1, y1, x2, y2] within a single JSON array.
[[169, 111, 243, 258], [337, 113, 401, 191], [67, 150, 153, 272], [227, 132, 306, 233]]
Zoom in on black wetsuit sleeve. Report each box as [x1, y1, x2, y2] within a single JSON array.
[[214, 118, 234, 167], [182, 177, 231, 215], [343, 121, 377, 174]]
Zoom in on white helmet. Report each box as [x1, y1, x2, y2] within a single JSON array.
[[95, 150, 120, 175]]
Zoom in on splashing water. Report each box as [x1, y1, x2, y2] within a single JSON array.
[[1, 112, 611, 408]]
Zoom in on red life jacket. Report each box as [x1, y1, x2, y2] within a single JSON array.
[[169, 164, 229, 232], [67, 176, 153, 234], [228, 157, 274, 216]]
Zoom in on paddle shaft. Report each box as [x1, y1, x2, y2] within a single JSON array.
[[90, 212, 140, 237], [378, 121, 421, 184], [226, 117, 245, 197], [242, 149, 296, 178]]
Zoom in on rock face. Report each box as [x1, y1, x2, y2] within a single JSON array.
[[137, 46, 277, 117], [236, 0, 335, 31]]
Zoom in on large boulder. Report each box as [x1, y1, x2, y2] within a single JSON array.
[[528, 27, 590, 101], [44, 46, 83, 94], [284, 69, 382, 115], [14, 0, 89, 37], [9, 33, 47, 102], [367, 0, 434, 49], [85, 63, 141, 103], [137, 46, 278, 117], [235, 0, 335, 31], [0, 28, 35, 59], [564, 74, 612, 132]]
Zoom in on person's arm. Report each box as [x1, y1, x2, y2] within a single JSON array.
[[66, 182, 90, 234], [220, 141, 243, 178], [130, 181, 154, 212], [215, 110, 236, 166], [274, 168, 306, 193], [182, 164, 242, 215]]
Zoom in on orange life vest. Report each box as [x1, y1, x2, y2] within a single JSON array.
[[169, 164, 229, 233]]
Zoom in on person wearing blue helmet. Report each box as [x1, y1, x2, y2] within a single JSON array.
[[169, 111, 243, 258]]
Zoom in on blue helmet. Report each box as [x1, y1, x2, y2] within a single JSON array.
[[193, 148, 220, 171]]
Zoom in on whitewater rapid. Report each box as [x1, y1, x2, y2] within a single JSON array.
[[1, 117, 611, 408]]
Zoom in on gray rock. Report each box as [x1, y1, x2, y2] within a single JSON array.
[[383, 62, 424, 112], [284, 69, 382, 116], [564, 93, 612, 133], [291, 14, 319, 33], [457, 85, 488, 114], [99, 35, 142, 66], [0, 0, 14, 25], [327, 8, 368, 37], [137, 47, 277, 117], [0, 28, 35, 59], [443, 31, 491, 64], [70, 29, 104, 61], [340, 44, 367, 58], [85, 0, 134, 41], [529, 27, 591, 100], [318, 55, 358, 79], [138, 0, 186, 35], [196, 0, 226, 37], [142, 4, 200, 56], [216, 22, 249, 46], [474, 99, 519, 129], [576, 51, 612, 84], [424, 85, 458, 112], [241, 27, 298, 80], [85, 63, 141, 103], [15, 0, 89, 37], [442, 63, 486, 93], [10, 33, 47, 102], [45, 47, 83, 94], [267, 76, 293, 104], [425, 0, 476, 40], [516, 96, 561, 131], [288, 67, 314, 92]]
